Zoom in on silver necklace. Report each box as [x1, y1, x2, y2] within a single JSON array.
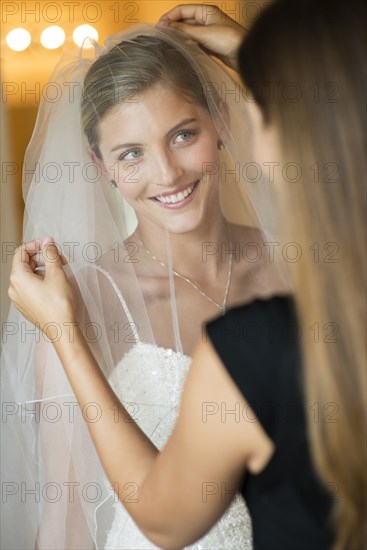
[[137, 237, 233, 315]]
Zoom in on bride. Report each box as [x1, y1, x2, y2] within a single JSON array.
[[1, 22, 285, 550]]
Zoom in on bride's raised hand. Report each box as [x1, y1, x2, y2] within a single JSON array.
[[8, 238, 76, 336], [158, 4, 244, 71]]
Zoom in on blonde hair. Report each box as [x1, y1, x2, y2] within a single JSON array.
[[239, 1, 366, 547], [81, 35, 212, 159]]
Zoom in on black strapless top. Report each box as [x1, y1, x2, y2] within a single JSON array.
[[206, 296, 334, 549]]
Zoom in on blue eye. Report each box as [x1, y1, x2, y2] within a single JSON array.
[[119, 150, 141, 161], [175, 130, 195, 143]]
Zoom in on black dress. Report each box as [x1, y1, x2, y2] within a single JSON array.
[[206, 296, 334, 550]]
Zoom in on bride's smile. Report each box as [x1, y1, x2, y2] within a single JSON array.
[[150, 179, 200, 208], [97, 83, 223, 235]]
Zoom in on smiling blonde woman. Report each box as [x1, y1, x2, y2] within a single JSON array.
[[1, 21, 287, 550]]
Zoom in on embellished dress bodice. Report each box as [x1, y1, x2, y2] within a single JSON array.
[[105, 342, 252, 549], [95, 266, 253, 549]]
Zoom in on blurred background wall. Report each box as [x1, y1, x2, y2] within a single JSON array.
[[1, 0, 269, 321]]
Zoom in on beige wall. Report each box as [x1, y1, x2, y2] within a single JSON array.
[[1, 93, 22, 321]]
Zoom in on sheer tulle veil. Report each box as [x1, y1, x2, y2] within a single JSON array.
[[1, 23, 280, 549]]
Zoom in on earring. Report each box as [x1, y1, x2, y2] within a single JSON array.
[[109, 179, 118, 189], [218, 140, 225, 150]]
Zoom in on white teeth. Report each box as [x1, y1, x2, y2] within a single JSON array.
[[156, 183, 195, 204]]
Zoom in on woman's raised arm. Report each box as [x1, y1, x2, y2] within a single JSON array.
[[158, 4, 245, 71]]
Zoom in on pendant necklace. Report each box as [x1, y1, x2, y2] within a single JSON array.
[[137, 232, 233, 315]]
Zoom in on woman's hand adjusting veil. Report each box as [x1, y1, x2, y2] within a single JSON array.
[[158, 4, 244, 71], [8, 238, 75, 337]]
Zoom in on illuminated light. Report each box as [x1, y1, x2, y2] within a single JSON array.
[[6, 28, 31, 52], [40, 26, 65, 49], [73, 25, 98, 49]]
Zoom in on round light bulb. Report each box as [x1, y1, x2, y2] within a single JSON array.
[[6, 28, 31, 52], [40, 26, 65, 49], [72, 25, 98, 49]]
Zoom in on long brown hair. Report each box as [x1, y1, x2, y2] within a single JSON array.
[[239, 1, 366, 547]]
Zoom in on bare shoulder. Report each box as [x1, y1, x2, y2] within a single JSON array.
[[228, 223, 288, 302]]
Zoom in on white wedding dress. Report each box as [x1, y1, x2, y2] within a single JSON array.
[[99, 269, 253, 550], [106, 342, 252, 549]]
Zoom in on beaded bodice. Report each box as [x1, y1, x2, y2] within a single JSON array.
[[109, 342, 190, 447], [105, 341, 252, 549]]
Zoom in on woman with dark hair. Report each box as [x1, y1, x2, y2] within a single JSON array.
[[7, 1, 366, 549]]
